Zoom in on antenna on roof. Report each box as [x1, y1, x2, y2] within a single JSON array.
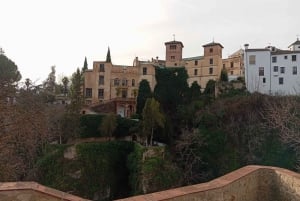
[[173, 34, 175, 41], [212, 37, 215, 43]]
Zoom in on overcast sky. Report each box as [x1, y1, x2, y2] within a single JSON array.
[[1, 0, 300, 84]]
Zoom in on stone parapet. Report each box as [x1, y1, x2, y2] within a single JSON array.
[[0, 182, 90, 201], [116, 165, 300, 201]]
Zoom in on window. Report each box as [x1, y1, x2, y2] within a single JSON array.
[[249, 55, 256, 65], [279, 77, 284, 85], [284, 55, 288, 59], [122, 79, 128, 86], [230, 62, 234, 68], [273, 66, 278, 72], [85, 88, 92, 98], [209, 58, 213, 65], [223, 63, 225, 69], [195, 60, 198, 66], [293, 66, 297, 75], [99, 75, 104, 85], [280, 67, 285, 74], [170, 45, 177, 50], [132, 79, 135, 86], [122, 89, 127, 98], [143, 67, 147, 75], [209, 67, 213, 74], [98, 89, 104, 98], [259, 67, 264, 76], [99, 64, 105, 72], [194, 69, 198, 75], [272, 56, 277, 63], [209, 48, 213, 53], [114, 78, 120, 86], [292, 55, 297, 61], [171, 56, 175, 60], [230, 71, 233, 75], [263, 78, 266, 83]]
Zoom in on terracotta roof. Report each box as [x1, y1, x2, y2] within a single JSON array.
[[164, 40, 184, 47], [288, 39, 300, 48], [202, 42, 224, 48]]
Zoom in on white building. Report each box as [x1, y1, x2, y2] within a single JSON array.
[[244, 39, 300, 95]]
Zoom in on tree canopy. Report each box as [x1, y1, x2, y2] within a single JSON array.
[[136, 79, 152, 114], [0, 54, 21, 88], [141, 98, 165, 146]]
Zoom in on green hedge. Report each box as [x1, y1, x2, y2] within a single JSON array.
[[80, 114, 139, 138]]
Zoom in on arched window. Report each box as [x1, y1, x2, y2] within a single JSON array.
[[114, 78, 120, 86]]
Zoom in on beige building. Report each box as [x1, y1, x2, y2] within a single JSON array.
[[222, 49, 244, 80], [84, 49, 156, 117], [83, 40, 243, 116]]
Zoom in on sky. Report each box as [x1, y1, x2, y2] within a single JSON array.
[[1, 0, 300, 84]]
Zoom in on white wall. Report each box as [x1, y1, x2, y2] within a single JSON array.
[[245, 49, 300, 95], [245, 50, 271, 94]]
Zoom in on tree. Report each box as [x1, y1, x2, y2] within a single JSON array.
[[136, 79, 152, 114], [204, 79, 216, 95], [154, 68, 189, 115], [141, 98, 165, 146], [82, 57, 88, 72], [61, 68, 84, 141], [220, 69, 228, 82], [0, 54, 21, 86], [99, 113, 117, 140], [189, 81, 201, 101], [106, 47, 111, 63], [62, 76, 69, 96], [43, 66, 57, 103]]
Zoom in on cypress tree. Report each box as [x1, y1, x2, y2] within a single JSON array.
[[106, 47, 111, 63], [82, 57, 88, 72]]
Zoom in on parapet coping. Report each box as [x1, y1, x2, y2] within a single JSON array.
[[116, 165, 300, 201], [0, 181, 90, 201]]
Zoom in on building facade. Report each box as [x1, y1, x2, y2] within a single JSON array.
[[222, 49, 244, 81], [83, 40, 243, 116], [244, 39, 300, 95]]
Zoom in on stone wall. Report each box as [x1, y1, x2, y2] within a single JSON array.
[[0, 182, 90, 201], [116, 165, 300, 201]]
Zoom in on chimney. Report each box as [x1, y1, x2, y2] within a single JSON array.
[[244, 44, 249, 50]]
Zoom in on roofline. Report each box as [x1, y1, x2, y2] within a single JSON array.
[[202, 43, 224, 48], [164, 41, 184, 47]]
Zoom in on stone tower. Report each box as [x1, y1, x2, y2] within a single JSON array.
[[165, 40, 184, 67]]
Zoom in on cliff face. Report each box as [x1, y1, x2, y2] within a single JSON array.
[[35, 142, 180, 201]]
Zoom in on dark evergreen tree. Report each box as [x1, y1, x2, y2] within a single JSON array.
[[136, 79, 152, 114], [82, 57, 88, 72], [189, 81, 201, 101], [220, 69, 228, 82], [0, 54, 21, 94], [204, 79, 216, 95], [106, 47, 111, 63], [154, 68, 189, 115]]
